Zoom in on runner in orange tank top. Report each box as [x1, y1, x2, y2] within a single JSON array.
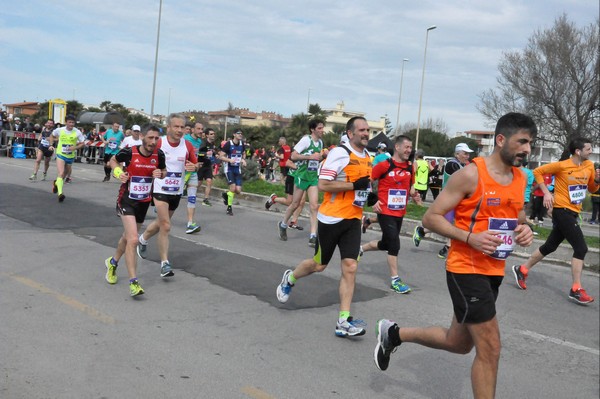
[[373, 113, 536, 399], [512, 137, 600, 305]]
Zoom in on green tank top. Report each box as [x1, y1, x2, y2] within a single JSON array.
[[413, 159, 429, 190], [56, 128, 79, 159], [295, 137, 323, 182]]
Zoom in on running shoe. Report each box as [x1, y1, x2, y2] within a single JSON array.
[[103, 176, 110, 182], [568, 288, 594, 305], [226, 206, 233, 216], [105, 257, 118, 284], [58, 194, 65, 202], [361, 215, 371, 234], [41, 173, 47, 181], [437, 245, 448, 259], [52, 180, 58, 193], [160, 261, 174, 277], [65, 177, 72, 184], [222, 192, 228, 205], [278, 222, 287, 241], [265, 193, 277, 210], [186, 222, 201, 234], [136, 242, 147, 259], [29, 174, 37, 181], [412, 226, 424, 247], [512, 264, 527, 290], [374, 319, 400, 371], [276, 269, 294, 303], [308, 236, 316, 248], [335, 316, 366, 337], [129, 280, 145, 297], [390, 278, 411, 294], [288, 222, 304, 230], [202, 198, 212, 206]]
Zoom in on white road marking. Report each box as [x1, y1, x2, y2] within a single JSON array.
[[519, 329, 599, 355]]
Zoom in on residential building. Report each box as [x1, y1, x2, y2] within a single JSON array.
[[3, 102, 40, 117], [322, 101, 386, 138]]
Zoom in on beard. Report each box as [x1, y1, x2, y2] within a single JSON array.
[[500, 146, 527, 167]]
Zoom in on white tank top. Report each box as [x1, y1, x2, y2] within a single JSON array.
[[153, 138, 189, 195]]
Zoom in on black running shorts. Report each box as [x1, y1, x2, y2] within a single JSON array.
[[446, 271, 503, 324]]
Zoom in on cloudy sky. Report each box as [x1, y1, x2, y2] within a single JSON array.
[[0, 1, 596, 134]]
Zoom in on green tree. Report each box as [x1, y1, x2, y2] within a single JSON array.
[[384, 116, 393, 135], [286, 112, 311, 144], [478, 14, 599, 156]]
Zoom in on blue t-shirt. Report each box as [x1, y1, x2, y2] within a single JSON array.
[[183, 134, 203, 153], [521, 167, 535, 202], [373, 152, 391, 166]]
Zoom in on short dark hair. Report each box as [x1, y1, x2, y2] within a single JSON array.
[[395, 135, 411, 146], [309, 118, 324, 131], [205, 128, 215, 135], [142, 124, 161, 135], [568, 137, 591, 155], [65, 114, 76, 122], [494, 112, 537, 140], [346, 116, 366, 132]]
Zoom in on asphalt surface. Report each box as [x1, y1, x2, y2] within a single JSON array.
[[1, 157, 598, 399]]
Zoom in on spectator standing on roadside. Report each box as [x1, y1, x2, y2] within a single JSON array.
[[428, 159, 444, 200], [101, 122, 125, 182], [520, 160, 535, 217], [372, 142, 391, 166], [276, 136, 292, 182], [413, 150, 430, 201], [529, 173, 554, 225]]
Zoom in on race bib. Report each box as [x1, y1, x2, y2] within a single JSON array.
[[487, 218, 518, 259], [161, 172, 183, 192], [353, 189, 369, 208], [308, 160, 319, 171], [232, 154, 242, 166], [387, 189, 407, 210], [568, 184, 586, 204], [61, 144, 72, 154], [129, 176, 152, 200], [108, 141, 118, 150], [40, 138, 50, 146]]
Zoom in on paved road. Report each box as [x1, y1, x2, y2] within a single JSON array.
[[1, 157, 598, 399]]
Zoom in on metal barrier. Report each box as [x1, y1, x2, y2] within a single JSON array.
[[0, 130, 37, 158], [0, 130, 106, 163]]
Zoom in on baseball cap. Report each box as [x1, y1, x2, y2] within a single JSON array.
[[377, 142, 387, 149], [132, 124, 141, 132], [14, 117, 20, 121], [455, 143, 473, 153]]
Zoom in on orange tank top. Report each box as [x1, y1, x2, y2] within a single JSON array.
[[319, 146, 372, 220], [446, 157, 526, 276]]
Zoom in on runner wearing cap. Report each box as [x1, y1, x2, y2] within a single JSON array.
[[120, 125, 143, 149], [48, 115, 86, 202]]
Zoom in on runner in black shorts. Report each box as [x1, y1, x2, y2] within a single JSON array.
[[29, 119, 55, 181], [104, 125, 166, 297]]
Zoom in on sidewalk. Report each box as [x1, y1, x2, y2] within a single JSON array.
[[213, 188, 600, 272]]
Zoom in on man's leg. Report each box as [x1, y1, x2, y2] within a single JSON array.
[[155, 201, 173, 263], [339, 258, 358, 314], [282, 187, 304, 225], [203, 178, 213, 201], [55, 158, 66, 196], [467, 318, 501, 399], [306, 185, 319, 237]]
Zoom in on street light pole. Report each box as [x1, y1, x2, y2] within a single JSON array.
[[150, 0, 163, 121], [415, 25, 437, 151], [167, 88, 172, 115], [395, 58, 409, 134], [307, 88, 312, 113]]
